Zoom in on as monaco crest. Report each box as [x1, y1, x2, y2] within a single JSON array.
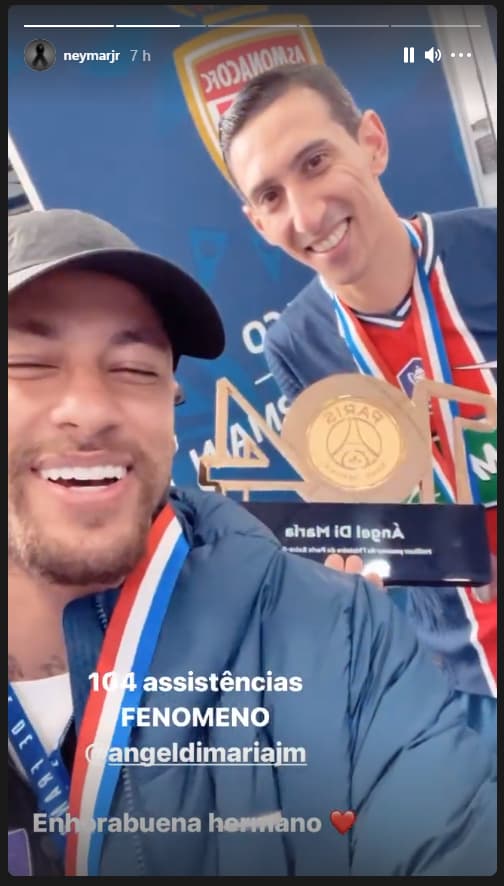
[[174, 13, 325, 176]]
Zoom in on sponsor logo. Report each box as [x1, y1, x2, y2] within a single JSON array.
[[397, 357, 425, 397]]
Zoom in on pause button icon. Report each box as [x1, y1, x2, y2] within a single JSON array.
[[403, 46, 415, 63]]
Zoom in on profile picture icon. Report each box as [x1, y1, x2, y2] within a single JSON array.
[[24, 38, 56, 71]]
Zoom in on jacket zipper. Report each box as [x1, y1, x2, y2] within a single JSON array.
[[95, 594, 146, 875]]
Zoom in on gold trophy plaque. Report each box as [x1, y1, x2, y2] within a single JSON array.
[[199, 374, 496, 585]]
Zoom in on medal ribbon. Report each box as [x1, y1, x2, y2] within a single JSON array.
[[327, 218, 497, 695], [326, 219, 494, 505], [326, 221, 454, 502], [8, 504, 189, 876], [66, 503, 189, 875]]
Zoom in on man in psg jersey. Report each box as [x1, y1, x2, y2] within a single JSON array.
[[8, 208, 495, 876], [218, 62, 497, 749]]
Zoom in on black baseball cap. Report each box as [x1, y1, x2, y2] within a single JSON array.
[[8, 208, 225, 364]]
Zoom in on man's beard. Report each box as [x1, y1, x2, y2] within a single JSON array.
[[8, 445, 168, 589]]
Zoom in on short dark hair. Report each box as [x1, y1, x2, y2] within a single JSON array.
[[218, 63, 362, 186]]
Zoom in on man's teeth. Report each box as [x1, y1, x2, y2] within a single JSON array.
[[40, 465, 127, 482], [310, 219, 349, 253]]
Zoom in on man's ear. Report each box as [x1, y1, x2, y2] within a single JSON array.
[[357, 110, 389, 176], [242, 203, 274, 245]]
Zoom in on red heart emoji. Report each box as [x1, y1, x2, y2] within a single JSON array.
[[330, 810, 356, 834]]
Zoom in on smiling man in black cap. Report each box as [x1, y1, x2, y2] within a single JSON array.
[[8, 209, 496, 878], [8, 209, 224, 595]]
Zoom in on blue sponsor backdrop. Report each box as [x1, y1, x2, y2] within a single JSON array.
[[8, 4, 494, 493]]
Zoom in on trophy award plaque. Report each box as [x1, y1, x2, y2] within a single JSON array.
[[199, 374, 496, 586]]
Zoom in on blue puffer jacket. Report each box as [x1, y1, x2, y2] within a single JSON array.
[[63, 487, 496, 876]]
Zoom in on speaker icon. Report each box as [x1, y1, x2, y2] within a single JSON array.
[[425, 46, 442, 63]]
